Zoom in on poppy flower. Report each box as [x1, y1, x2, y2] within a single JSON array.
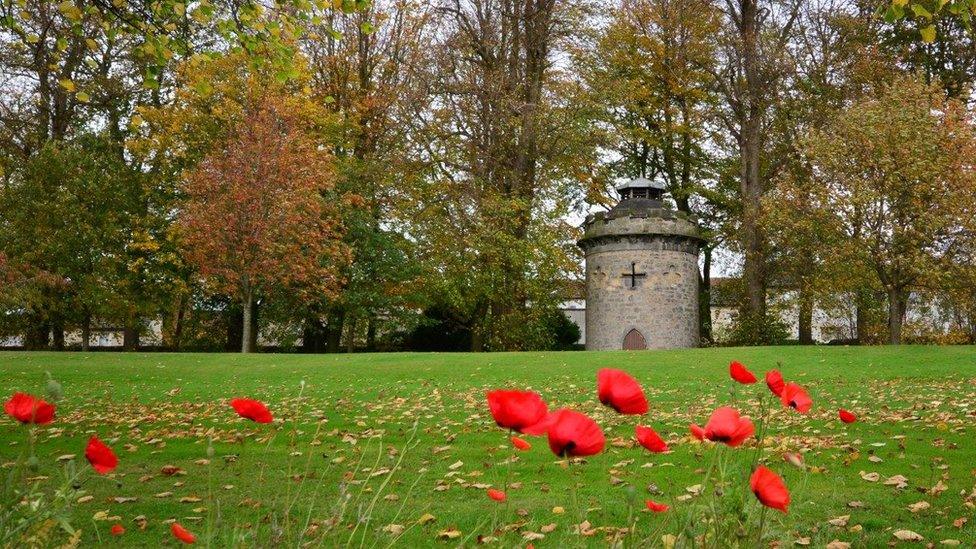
[[4, 392, 56, 424], [511, 436, 531, 451], [85, 436, 118, 474], [645, 500, 669, 512], [635, 425, 668, 453], [486, 390, 549, 434], [597, 369, 648, 415], [780, 383, 812, 413], [703, 407, 754, 447], [750, 466, 790, 513], [689, 424, 706, 441], [546, 409, 605, 457], [729, 361, 757, 384], [487, 488, 506, 502], [171, 522, 196, 544], [110, 524, 125, 536], [765, 370, 785, 396], [230, 398, 273, 423], [838, 409, 856, 423]]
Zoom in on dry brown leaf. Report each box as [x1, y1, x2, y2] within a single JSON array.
[[827, 515, 849, 527], [892, 529, 924, 541], [907, 501, 930, 513]]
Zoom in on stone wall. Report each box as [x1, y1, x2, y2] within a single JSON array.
[[583, 242, 699, 350], [580, 211, 701, 350]]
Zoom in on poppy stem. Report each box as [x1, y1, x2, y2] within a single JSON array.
[[750, 392, 771, 473], [569, 460, 583, 530], [757, 504, 768, 545]]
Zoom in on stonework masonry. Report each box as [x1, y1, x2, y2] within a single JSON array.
[[579, 204, 702, 350]]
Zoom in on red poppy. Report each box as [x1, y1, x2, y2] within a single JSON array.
[[729, 361, 757, 384], [765, 370, 785, 397], [4, 392, 55, 425], [838, 409, 856, 423], [171, 523, 196, 544], [110, 524, 125, 536], [689, 424, 706, 441], [596, 368, 648, 415], [85, 436, 118, 474], [645, 500, 669, 512], [487, 488, 506, 502], [780, 383, 812, 413], [546, 409, 605, 457], [750, 466, 790, 513], [703, 407, 754, 447], [635, 425, 668, 453], [486, 390, 549, 434], [511, 436, 531, 451], [230, 398, 273, 423]]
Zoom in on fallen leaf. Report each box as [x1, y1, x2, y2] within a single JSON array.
[[437, 529, 461, 539], [827, 515, 849, 527], [859, 471, 879, 482], [907, 501, 930, 513], [893, 529, 924, 541]]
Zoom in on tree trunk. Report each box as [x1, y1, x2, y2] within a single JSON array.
[[248, 299, 259, 352], [738, 0, 767, 341], [51, 318, 65, 351], [699, 247, 713, 343], [325, 309, 345, 353], [303, 315, 325, 353], [366, 314, 377, 351], [470, 326, 485, 352], [887, 288, 903, 345], [241, 292, 255, 353], [172, 296, 187, 351], [81, 312, 91, 352], [798, 292, 813, 345], [123, 311, 139, 351], [345, 315, 357, 353]]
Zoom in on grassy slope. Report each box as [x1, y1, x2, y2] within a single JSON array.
[[1, 346, 974, 547]]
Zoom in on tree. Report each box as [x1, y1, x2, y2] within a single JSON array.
[[300, 0, 432, 352], [791, 76, 976, 344], [405, 0, 597, 350], [178, 95, 347, 352], [0, 135, 140, 349], [712, 0, 802, 343]]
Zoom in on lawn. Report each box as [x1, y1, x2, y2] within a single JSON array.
[[1, 346, 974, 547]]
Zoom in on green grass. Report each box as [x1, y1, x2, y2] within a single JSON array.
[[1, 346, 974, 547]]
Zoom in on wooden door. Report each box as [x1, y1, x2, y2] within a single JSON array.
[[622, 329, 646, 350]]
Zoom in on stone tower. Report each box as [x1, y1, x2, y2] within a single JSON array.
[[578, 178, 702, 350]]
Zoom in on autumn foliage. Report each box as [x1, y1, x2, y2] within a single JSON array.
[[178, 95, 348, 351]]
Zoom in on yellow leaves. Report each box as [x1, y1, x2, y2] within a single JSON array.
[[58, 78, 76, 92], [417, 513, 435, 525], [920, 25, 937, 43], [57, 0, 82, 21]]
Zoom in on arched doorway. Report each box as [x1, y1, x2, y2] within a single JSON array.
[[622, 329, 646, 350]]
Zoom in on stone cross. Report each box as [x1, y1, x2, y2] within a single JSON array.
[[621, 262, 647, 288]]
